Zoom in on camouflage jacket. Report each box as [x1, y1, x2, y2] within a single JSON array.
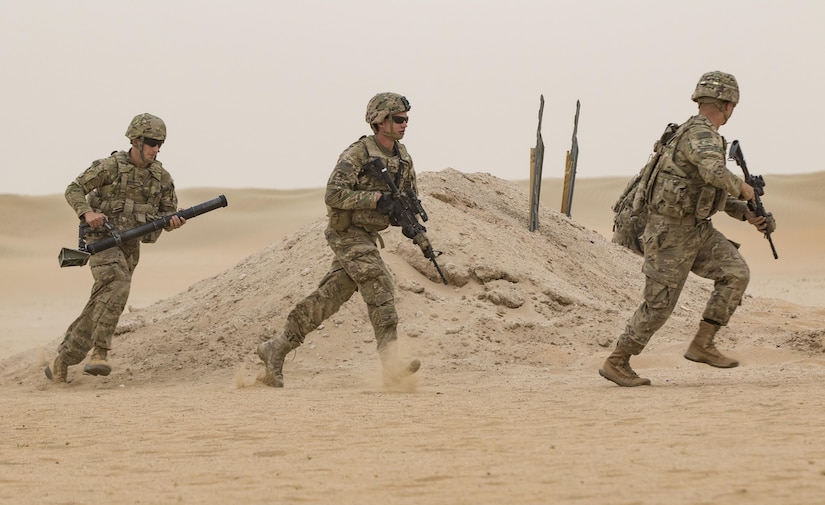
[[65, 150, 178, 242], [649, 115, 747, 221], [325, 135, 417, 232]]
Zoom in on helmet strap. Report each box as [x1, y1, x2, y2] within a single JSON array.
[[717, 101, 733, 124], [374, 115, 403, 141], [388, 120, 403, 140], [130, 138, 151, 167]]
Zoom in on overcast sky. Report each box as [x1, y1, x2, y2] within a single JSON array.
[[1, 0, 822, 195]]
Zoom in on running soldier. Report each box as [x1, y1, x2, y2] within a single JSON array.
[[46, 113, 185, 383], [257, 93, 422, 388], [599, 72, 776, 387]]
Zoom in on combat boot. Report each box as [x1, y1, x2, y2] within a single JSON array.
[[599, 345, 651, 387], [684, 321, 739, 368], [378, 343, 421, 387], [257, 335, 296, 388], [44, 354, 68, 383], [83, 347, 112, 376]]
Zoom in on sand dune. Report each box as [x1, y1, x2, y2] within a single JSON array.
[[1, 170, 824, 504]]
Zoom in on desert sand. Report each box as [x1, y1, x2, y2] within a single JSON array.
[[2, 170, 824, 505]]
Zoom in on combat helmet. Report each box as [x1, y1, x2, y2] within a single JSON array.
[[125, 113, 167, 141], [365, 93, 411, 128], [691, 71, 739, 105]]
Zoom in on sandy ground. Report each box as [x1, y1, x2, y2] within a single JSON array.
[[2, 171, 824, 504]]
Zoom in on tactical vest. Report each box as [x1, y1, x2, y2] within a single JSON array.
[[333, 136, 414, 232], [87, 151, 167, 242], [648, 119, 728, 221]]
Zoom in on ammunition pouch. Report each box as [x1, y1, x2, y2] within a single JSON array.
[[650, 172, 691, 218], [350, 209, 390, 232], [327, 208, 352, 231], [694, 186, 721, 220], [327, 207, 391, 233], [650, 172, 723, 220], [141, 232, 160, 244]]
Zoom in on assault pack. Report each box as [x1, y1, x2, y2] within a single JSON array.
[[611, 122, 684, 255]]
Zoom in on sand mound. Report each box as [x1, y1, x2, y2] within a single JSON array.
[[3, 169, 821, 386]]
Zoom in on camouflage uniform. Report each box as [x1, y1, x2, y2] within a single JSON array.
[[284, 134, 417, 348], [258, 92, 421, 388], [619, 113, 749, 354], [47, 114, 178, 381], [600, 71, 767, 387]]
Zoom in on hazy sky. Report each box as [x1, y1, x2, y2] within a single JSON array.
[[1, 0, 822, 195]]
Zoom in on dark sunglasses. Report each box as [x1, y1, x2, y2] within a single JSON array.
[[391, 116, 409, 124], [142, 137, 164, 148]]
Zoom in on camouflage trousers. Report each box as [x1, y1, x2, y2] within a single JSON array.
[[618, 216, 750, 355], [280, 225, 398, 350], [57, 243, 139, 365]]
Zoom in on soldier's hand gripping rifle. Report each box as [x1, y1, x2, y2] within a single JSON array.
[[58, 195, 228, 267], [364, 159, 448, 284], [728, 141, 778, 259]]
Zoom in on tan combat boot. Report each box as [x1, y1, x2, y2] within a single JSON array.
[[378, 342, 421, 387], [83, 347, 112, 376], [44, 354, 68, 383], [256, 335, 296, 388], [684, 321, 739, 368], [599, 345, 651, 387]]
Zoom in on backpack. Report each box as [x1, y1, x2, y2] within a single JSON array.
[[611, 122, 682, 255]]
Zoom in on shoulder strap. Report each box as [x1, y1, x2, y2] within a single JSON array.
[[640, 122, 691, 208]]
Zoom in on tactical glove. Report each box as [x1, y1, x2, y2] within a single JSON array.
[[376, 193, 395, 215], [764, 212, 776, 234]]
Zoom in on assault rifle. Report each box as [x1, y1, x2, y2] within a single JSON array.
[[364, 159, 448, 284], [58, 195, 228, 267], [728, 141, 778, 259]]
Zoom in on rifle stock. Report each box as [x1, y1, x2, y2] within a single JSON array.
[[728, 141, 778, 259], [59, 195, 228, 267], [365, 159, 448, 284]]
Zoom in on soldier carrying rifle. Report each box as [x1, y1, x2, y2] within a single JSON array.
[[600, 72, 777, 387], [257, 92, 445, 389]]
